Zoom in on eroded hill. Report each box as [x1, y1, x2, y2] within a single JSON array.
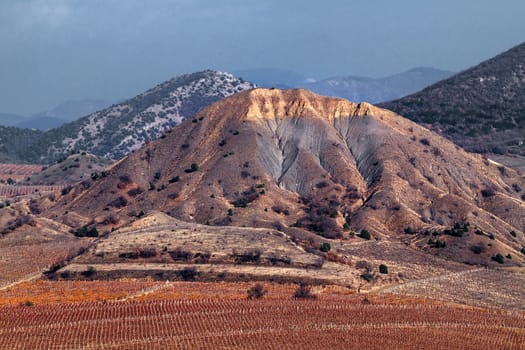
[[39, 88, 525, 273]]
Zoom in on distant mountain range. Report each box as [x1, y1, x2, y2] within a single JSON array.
[[236, 67, 454, 103], [381, 42, 525, 158], [299, 68, 454, 104], [0, 99, 112, 130], [232, 68, 308, 89], [0, 71, 254, 163]]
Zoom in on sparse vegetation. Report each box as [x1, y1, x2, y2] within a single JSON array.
[[293, 283, 316, 299], [358, 229, 371, 240], [73, 226, 99, 238], [320, 242, 331, 252], [491, 253, 505, 264], [470, 243, 486, 254], [247, 283, 266, 300]]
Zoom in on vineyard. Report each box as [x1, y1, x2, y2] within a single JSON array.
[[0, 163, 64, 197], [0, 292, 523, 349], [0, 164, 43, 183], [0, 184, 64, 197], [0, 241, 87, 288]]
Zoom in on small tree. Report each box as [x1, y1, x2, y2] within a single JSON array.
[[179, 267, 197, 281], [492, 253, 505, 264], [358, 229, 371, 240], [294, 283, 316, 299], [320, 242, 331, 252], [379, 264, 388, 274], [247, 283, 266, 300]]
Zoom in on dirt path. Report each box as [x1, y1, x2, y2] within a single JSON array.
[[0, 272, 42, 291]]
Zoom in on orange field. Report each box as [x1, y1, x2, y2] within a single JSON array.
[[0, 280, 523, 349]]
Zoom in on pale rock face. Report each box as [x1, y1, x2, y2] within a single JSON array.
[[53, 88, 525, 269]]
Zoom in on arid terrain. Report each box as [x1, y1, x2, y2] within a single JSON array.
[[0, 88, 524, 349]]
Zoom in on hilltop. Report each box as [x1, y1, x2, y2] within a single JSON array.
[[0, 70, 255, 164], [35, 88, 524, 276], [381, 42, 525, 159]]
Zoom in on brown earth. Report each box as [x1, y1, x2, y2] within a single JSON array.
[[40, 88, 524, 269]]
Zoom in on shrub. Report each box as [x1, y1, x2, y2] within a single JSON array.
[[179, 267, 197, 281], [510, 230, 517, 238], [73, 226, 98, 238], [419, 138, 430, 146], [234, 249, 262, 264], [428, 239, 446, 248], [360, 271, 374, 282], [444, 222, 470, 237], [232, 187, 260, 207], [127, 187, 144, 197], [379, 264, 388, 274], [169, 176, 180, 183], [481, 188, 496, 198], [470, 243, 486, 254], [320, 242, 331, 252], [521, 247, 525, 255], [119, 174, 132, 184], [10, 215, 36, 230], [28, 199, 41, 214], [492, 253, 505, 264], [271, 205, 289, 215], [170, 248, 193, 262], [61, 186, 72, 196], [184, 163, 199, 173], [404, 227, 415, 234], [81, 266, 96, 278], [294, 284, 316, 299], [247, 283, 266, 300], [108, 196, 128, 208], [315, 181, 329, 189], [358, 229, 371, 240]]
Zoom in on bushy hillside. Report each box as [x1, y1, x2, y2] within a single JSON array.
[[0, 70, 255, 164], [381, 42, 525, 157]]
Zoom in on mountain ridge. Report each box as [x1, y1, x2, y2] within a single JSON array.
[[381, 42, 525, 157], [41, 88, 525, 268], [0, 70, 255, 163]]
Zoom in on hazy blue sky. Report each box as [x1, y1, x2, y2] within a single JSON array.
[[1, 0, 524, 115]]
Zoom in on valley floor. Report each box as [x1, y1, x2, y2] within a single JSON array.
[[0, 280, 524, 349]]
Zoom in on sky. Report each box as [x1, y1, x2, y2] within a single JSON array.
[[1, 0, 524, 116]]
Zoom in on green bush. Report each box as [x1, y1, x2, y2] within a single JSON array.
[[492, 253, 505, 264], [358, 229, 371, 240], [379, 264, 388, 274], [320, 242, 331, 252]]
